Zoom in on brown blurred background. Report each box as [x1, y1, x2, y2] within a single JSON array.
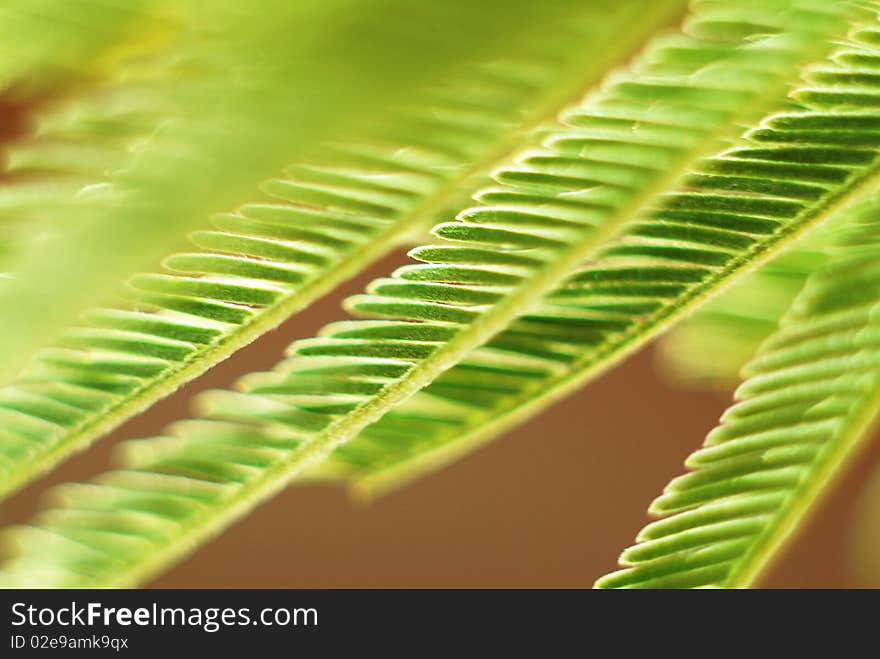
[[1, 251, 878, 588]]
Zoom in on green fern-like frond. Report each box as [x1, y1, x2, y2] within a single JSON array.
[[0, 0, 603, 382], [596, 197, 880, 588], [0, 1, 679, 499], [321, 4, 880, 496], [654, 245, 825, 387], [0, 0, 867, 587]]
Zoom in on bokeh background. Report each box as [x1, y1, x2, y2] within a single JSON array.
[[1, 251, 878, 588]]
